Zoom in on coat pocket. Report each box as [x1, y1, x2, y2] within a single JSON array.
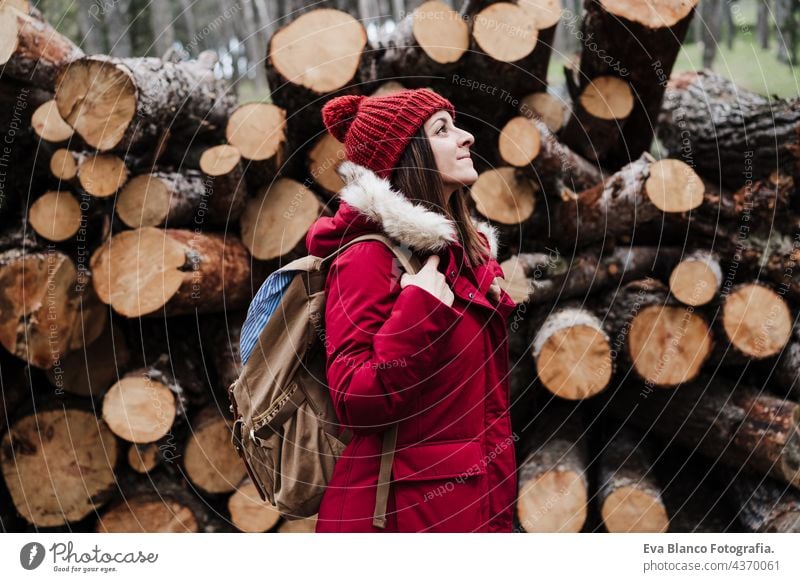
[[391, 438, 488, 532]]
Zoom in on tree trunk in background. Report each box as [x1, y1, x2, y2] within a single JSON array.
[[104, 0, 133, 57], [240, 0, 268, 92], [723, 0, 735, 50], [775, 0, 797, 64], [701, 0, 722, 69], [758, 0, 770, 49], [76, 0, 106, 54], [177, 0, 199, 51], [149, 0, 176, 58]]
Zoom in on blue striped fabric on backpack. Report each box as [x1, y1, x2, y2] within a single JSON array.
[[239, 269, 297, 366]]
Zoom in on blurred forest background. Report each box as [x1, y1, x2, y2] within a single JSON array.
[[31, 0, 800, 100]]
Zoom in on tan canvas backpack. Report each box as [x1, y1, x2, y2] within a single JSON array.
[[228, 233, 421, 528]]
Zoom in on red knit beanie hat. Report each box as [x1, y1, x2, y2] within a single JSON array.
[[321, 88, 456, 179]]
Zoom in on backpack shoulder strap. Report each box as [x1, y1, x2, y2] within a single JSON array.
[[322, 233, 422, 274]]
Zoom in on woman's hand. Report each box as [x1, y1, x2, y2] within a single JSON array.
[[400, 254, 455, 307], [487, 277, 503, 302]]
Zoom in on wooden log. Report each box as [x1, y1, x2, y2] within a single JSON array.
[[560, 75, 634, 163], [1, 396, 119, 527], [31, 100, 74, 143], [183, 405, 247, 496], [497, 114, 603, 195], [531, 304, 613, 400], [708, 281, 792, 365], [597, 425, 668, 532], [265, 9, 367, 175], [307, 133, 347, 197], [774, 320, 800, 402], [228, 477, 282, 532], [372, 1, 470, 88], [727, 471, 800, 533], [499, 244, 682, 305], [597, 278, 713, 388], [90, 226, 252, 317], [564, 0, 698, 170], [469, 167, 538, 233], [123, 316, 217, 408], [55, 52, 236, 153], [225, 103, 288, 195], [659, 70, 800, 189], [116, 153, 245, 230], [0, 230, 107, 368], [553, 154, 704, 250], [27, 190, 82, 241], [668, 249, 722, 306], [516, 403, 588, 532], [128, 443, 161, 474], [605, 374, 800, 490], [101, 360, 190, 445], [520, 89, 567, 133], [47, 150, 129, 198], [95, 465, 233, 532], [240, 178, 326, 261], [0, 2, 84, 90]]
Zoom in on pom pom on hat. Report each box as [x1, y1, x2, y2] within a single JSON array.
[[321, 94, 365, 143]]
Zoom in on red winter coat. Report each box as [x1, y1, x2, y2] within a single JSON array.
[[306, 161, 519, 533]]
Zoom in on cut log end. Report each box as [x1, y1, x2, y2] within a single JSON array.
[[536, 325, 613, 400], [579, 76, 634, 121], [517, 471, 587, 532], [412, 1, 470, 64], [601, 485, 669, 533], [116, 174, 171, 228], [56, 58, 136, 151], [225, 102, 287, 161], [473, 3, 538, 63], [269, 9, 366, 94], [1, 409, 118, 527], [128, 443, 160, 473], [96, 499, 200, 533], [470, 167, 537, 225], [240, 178, 322, 260], [520, 91, 566, 133], [629, 305, 712, 386], [669, 252, 722, 306], [518, 0, 563, 29], [184, 410, 247, 495], [78, 153, 129, 198], [599, 0, 699, 28], [228, 480, 282, 532], [722, 283, 792, 359], [499, 116, 541, 167], [199, 144, 241, 176], [31, 100, 73, 142], [102, 376, 177, 443], [49, 148, 77, 180], [645, 159, 704, 212], [28, 190, 81, 241]]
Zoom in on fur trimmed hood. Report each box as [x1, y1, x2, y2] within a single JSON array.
[[323, 160, 499, 259]]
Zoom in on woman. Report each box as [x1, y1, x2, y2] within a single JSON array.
[[306, 88, 519, 533]]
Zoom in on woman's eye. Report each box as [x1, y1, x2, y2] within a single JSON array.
[[437, 126, 447, 135]]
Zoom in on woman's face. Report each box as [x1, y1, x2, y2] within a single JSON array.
[[423, 110, 477, 190]]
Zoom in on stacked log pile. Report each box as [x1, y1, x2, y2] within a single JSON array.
[[1, 0, 799, 534]]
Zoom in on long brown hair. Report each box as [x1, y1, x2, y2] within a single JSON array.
[[390, 124, 490, 267]]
